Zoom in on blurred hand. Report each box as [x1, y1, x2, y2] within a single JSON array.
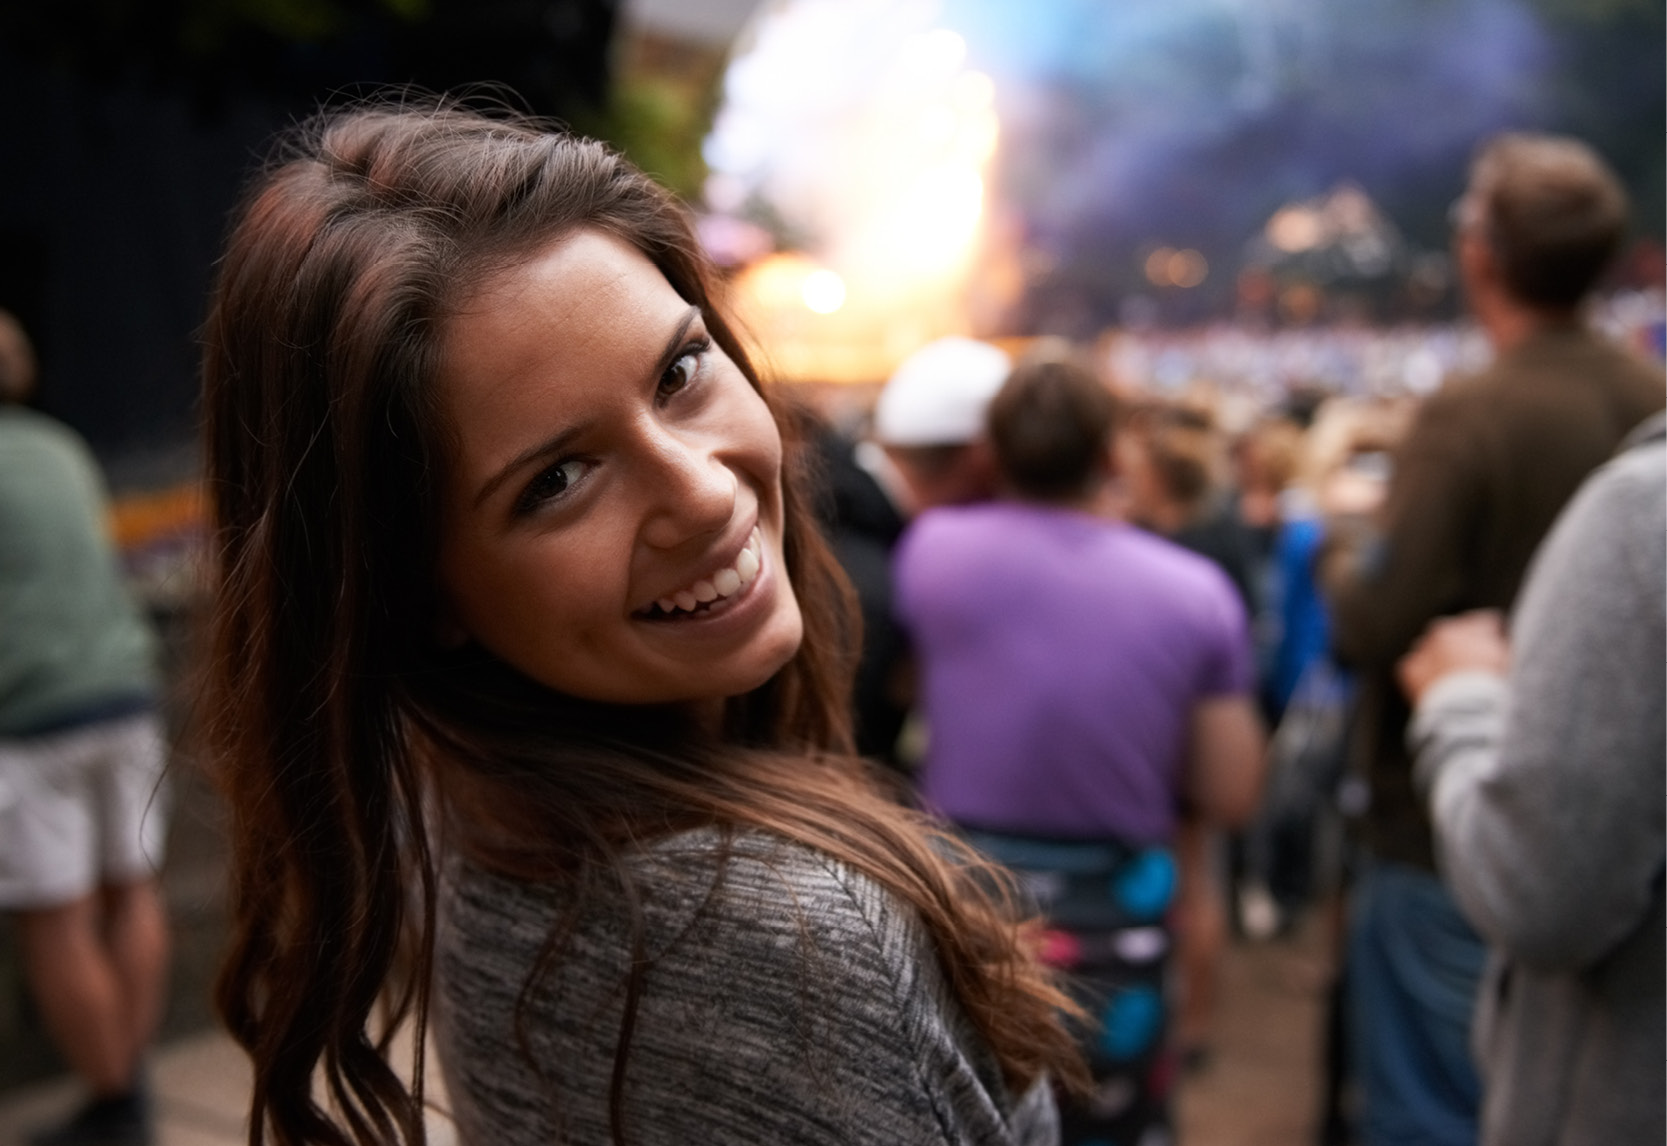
[[1319, 469, 1386, 517], [1397, 609, 1510, 704]]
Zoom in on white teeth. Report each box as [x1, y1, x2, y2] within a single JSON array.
[[651, 528, 765, 616]]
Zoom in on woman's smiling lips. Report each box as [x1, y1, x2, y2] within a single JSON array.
[[639, 526, 764, 619]]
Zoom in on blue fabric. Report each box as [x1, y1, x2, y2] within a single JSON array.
[[1245, 513, 1354, 914], [1113, 849, 1177, 922], [1348, 861, 1485, 1146], [1271, 515, 1331, 715]]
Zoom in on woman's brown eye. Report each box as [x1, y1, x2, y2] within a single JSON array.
[[658, 340, 708, 401], [516, 459, 586, 514]]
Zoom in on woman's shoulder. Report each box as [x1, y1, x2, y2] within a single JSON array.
[[434, 827, 923, 1081], [440, 827, 923, 969], [644, 828, 910, 932], [438, 829, 907, 987], [435, 828, 1053, 1145]]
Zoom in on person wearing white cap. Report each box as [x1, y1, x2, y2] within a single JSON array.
[[810, 336, 1011, 771], [865, 335, 1011, 515]]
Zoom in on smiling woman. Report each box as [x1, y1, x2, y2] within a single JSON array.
[[433, 230, 803, 708], [197, 97, 1083, 1146]]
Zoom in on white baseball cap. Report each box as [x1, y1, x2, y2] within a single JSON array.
[[873, 337, 1012, 447]]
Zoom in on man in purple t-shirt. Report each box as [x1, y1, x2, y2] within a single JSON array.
[[900, 501, 1254, 841], [893, 356, 1265, 1145]]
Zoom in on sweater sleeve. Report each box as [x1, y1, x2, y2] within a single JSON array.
[[1410, 441, 1667, 970], [435, 832, 1056, 1146]]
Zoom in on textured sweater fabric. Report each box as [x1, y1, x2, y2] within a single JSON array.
[[1330, 324, 1664, 869], [0, 407, 158, 735], [434, 828, 1059, 1146], [1409, 414, 1665, 1146]]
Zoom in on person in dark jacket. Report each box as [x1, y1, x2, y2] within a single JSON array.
[[1325, 132, 1666, 1146]]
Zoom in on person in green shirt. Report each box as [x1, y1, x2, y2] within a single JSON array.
[[0, 310, 170, 1146]]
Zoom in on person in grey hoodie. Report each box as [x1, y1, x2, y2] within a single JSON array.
[[1396, 411, 1665, 1146]]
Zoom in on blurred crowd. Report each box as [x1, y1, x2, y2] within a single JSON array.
[[2, 110, 1662, 1146], [1102, 285, 1663, 408], [803, 130, 1664, 1146]]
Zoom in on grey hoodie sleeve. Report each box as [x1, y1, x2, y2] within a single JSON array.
[[1410, 432, 1666, 971]]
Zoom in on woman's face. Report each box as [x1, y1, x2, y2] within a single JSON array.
[[433, 229, 804, 707]]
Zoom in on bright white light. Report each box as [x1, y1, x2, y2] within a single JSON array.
[[802, 269, 847, 313], [896, 170, 983, 260], [897, 28, 967, 86], [705, 0, 1000, 312], [919, 104, 957, 146], [952, 70, 995, 112]]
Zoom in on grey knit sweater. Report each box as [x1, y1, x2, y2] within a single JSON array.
[[434, 829, 1059, 1145], [1410, 414, 1665, 1146]]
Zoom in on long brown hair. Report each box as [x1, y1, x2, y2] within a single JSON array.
[[200, 97, 1083, 1146]]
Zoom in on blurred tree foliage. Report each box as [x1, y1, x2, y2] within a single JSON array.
[[582, 29, 729, 204], [585, 73, 716, 204]]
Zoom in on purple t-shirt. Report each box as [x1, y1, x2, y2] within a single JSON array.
[[894, 502, 1252, 844]]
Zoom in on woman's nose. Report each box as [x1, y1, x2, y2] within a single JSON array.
[[639, 430, 738, 550]]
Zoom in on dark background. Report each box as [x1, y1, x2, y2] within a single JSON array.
[[0, 0, 620, 468]]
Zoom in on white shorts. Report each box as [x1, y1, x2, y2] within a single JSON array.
[[0, 712, 170, 909]]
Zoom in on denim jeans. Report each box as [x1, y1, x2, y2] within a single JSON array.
[[1348, 859, 1486, 1146]]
